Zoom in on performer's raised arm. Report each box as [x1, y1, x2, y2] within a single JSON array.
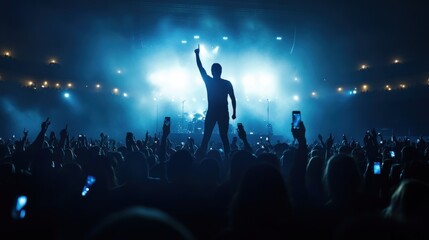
[[194, 44, 208, 80]]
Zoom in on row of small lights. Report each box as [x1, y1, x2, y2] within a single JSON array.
[[2, 49, 403, 70], [359, 58, 400, 70], [24, 80, 129, 97], [179, 35, 283, 44], [3, 50, 429, 100]]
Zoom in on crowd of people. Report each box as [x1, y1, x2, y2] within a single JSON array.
[[1, 116, 429, 240]]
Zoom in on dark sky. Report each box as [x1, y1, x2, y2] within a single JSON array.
[[1, 0, 427, 80]]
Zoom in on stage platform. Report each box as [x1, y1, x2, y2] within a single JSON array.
[[167, 132, 286, 146]]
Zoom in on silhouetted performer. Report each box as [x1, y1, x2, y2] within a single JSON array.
[[194, 45, 236, 156]]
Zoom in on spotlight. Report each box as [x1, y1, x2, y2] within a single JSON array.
[[55, 83, 60, 88], [67, 83, 72, 88], [212, 46, 219, 54], [181, 40, 187, 44], [337, 87, 343, 92], [28, 81, 33, 86], [311, 92, 317, 96], [123, 93, 128, 97], [50, 59, 57, 64], [276, 36, 282, 40], [4, 51, 10, 57], [117, 69, 122, 74], [194, 35, 200, 39], [222, 36, 228, 40], [64, 92, 70, 98], [294, 77, 299, 81], [394, 59, 400, 64], [96, 84, 101, 88], [113, 88, 119, 94], [293, 95, 299, 101], [361, 64, 367, 70], [43, 81, 48, 86]]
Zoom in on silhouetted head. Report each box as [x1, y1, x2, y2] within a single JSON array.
[[87, 206, 195, 240], [384, 179, 429, 225], [323, 153, 363, 202], [230, 163, 292, 237], [211, 63, 222, 78]]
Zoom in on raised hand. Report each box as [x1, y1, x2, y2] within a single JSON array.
[[60, 125, 68, 138], [291, 121, 306, 142], [326, 133, 334, 149], [318, 134, 324, 144], [194, 44, 200, 55], [41, 117, 51, 131]]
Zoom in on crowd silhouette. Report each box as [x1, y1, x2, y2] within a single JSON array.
[[1, 112, 429, 240], [1, 45, 429, 240]]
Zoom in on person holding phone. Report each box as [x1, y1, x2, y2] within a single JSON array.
[[194, 45, 236, 157]]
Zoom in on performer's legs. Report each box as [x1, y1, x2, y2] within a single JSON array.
[[218, 112, 231, 157], [200, 111, 216, 154]]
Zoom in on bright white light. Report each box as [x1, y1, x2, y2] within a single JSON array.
[[222, 36, 228, 40], [43, 81, 48, 86], [96, 84, 100, 88], [55, 83, 60, 87], [194, 35, 200, 39], [117, 69, 122, 74], [181, 40, 187, 44], [293, 95, 299, 101], [294, 77, 299, 81], [148, 67, 191, 99], [4, 51, 10, 57], [50, 59, 56, 64], [67, 83, 72, 88], [113, 88, 119, 94], [64, 92, 70, 98], [276, 36, 282, 40], [394, 59, 400, 64], [311, 92, 317, 96], [28, 81, 33, 86], [41, 85, 45, 88], [353, 90, 357, 94], [337, 87, 343, 92], [361, 64, 367, 69], [212, 46, 219, 54], [199, 44, 208, 56], [123, 93, 128, 97]]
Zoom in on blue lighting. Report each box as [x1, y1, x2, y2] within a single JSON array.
[[64, 92, 70, 98]]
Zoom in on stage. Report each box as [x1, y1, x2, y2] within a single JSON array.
[[166, 132, 286, 147]]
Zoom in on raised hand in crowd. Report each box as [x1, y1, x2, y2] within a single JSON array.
[[237, 123, 253, 153], [28, 117, 50, 150]]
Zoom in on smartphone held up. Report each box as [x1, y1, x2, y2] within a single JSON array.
[[292, 111, 301, 129]]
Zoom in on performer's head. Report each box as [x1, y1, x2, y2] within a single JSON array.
[[211, 63, 222, 78]]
